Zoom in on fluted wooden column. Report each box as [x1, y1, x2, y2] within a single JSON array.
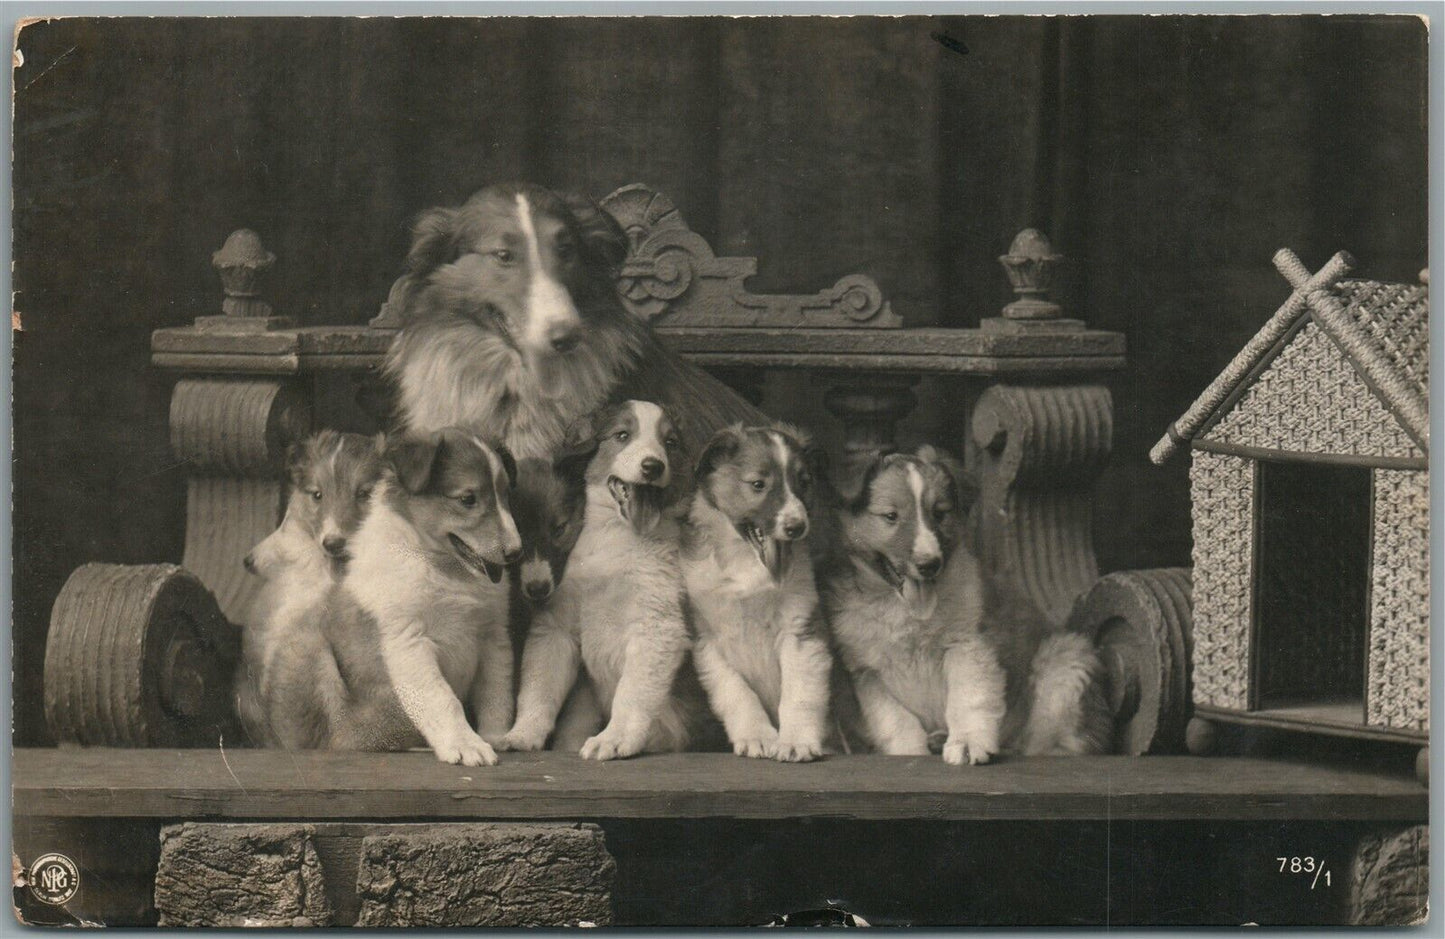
[[172, 232, 311, 623], [967, 231, 1113, 625]]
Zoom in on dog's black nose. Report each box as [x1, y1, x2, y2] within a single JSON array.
[[322, 535, 348, 557], [242, 553, 257, 573], [916, 557, 943, 579], [548, 325, 580, 354], [640, 457, 664, 481], [503, 546, 523, 565], [524, 579, 553, 601]]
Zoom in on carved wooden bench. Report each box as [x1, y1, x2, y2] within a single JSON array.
[[22, 185, 1426, 927], [43, 182, 1152, 752]]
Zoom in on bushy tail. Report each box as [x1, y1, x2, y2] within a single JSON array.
[[1015, 632, 1112, 755]]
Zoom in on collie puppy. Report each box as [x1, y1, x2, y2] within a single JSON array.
[[383, 183, 766, 460], [501, 400, 697, 760], [235, 430, 384, 748], [507, 457, 604, 751], [823, 446, 1110, 763], [683, 424, 833, 761], [320, 429, 522, 766]]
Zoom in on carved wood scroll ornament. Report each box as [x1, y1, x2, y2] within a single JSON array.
[[599, 183, 902, 328]]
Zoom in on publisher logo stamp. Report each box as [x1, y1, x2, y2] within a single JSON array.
[[27, 853, 79, 906]]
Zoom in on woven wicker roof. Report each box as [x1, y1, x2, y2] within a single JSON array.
[[1335, 279, 1429, 404], [1152, 251, 1429, 463]]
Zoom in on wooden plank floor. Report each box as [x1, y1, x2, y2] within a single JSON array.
[[14, 749, 1426, 822]]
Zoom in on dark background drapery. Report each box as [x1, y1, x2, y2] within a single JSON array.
[[12, 15, 1428, 744]]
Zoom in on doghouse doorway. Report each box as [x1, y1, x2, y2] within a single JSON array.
[[1252, 460, 1372, 721]]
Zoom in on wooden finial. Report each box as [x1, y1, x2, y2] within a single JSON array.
[[213, 229, 275, 317], [982, 229, 1083, 334], [998, 229, 1063, 321], [196, 229, 291, 331]]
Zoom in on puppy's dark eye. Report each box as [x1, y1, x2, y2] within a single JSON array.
[[490, 249, 515, 265], [458, 492, 478, 508], [550, 520, 568, 540], [309, 489, 323, 502], [882, 511, 899, 524], [554, 241, 576, 261], [750, 479, 767, 492], [356, 486, 373, 502], [664, 435, 680, 450], [614, 430, 630, 442], [934, 506, 951, 522]]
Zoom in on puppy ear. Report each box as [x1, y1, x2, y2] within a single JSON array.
[[494, 444, 518, 490], [557, 411, 601, 460], [695, 426, 743, 482], [553, 412, 602, 481], [802, 444, 830, 479], [560, 191, 629, 272], [284, 441, 308, 487], [405, 206, 460, 276], [843, 450, 889, 513], [800, 444, 836, 505], [387, 434, 443, 494], [917, 444, 977, 511]]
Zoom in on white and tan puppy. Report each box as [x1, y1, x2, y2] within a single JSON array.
[[321, 428, 522, 765], [824, 445, 1110, 764], [683, 424, 833, 762], [235, 430, 384, 749], [501, 400, 696, 761]]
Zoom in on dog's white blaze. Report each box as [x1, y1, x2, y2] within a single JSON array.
[[771, 432, 806, 538], [515, 193, 581, 355], [520, 557, 553, 587], [317, 435, 346, 544], [905, 463, 939, 564], [615, 401, 670, 486], [326, 434, 342, 485], [480, 438, 521, 553]]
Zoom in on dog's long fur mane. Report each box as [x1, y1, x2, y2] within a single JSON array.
[[386, 301, 648, 461]]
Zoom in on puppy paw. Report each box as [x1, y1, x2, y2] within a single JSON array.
[[496, 726, 548, 752], [434, 730, 499, 767], [731, 727, 779, 759], [942, 735, 996, 766], [580, 730, 641, 761], [774, 736, 823, 763]]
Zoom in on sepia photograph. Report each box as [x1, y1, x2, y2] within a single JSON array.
[[8, 6, 1433, 928]]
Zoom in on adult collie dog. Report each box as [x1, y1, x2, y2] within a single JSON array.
[[823, 446, 1111, 763], [384, 183, 765, 460]]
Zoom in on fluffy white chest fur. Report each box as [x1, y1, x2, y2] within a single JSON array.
[[390, 320, 638, 461], [505, 491, 694, 760], [253, 550, 333, 700], [681, 498, 832, 761], [344, 496, 510, 698], [827, 552, 986, 734], [550, 504, 687, 703], [683, 516, 818, 717]]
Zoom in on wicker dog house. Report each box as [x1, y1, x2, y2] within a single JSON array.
[[1152, 249, 1428, 772]]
